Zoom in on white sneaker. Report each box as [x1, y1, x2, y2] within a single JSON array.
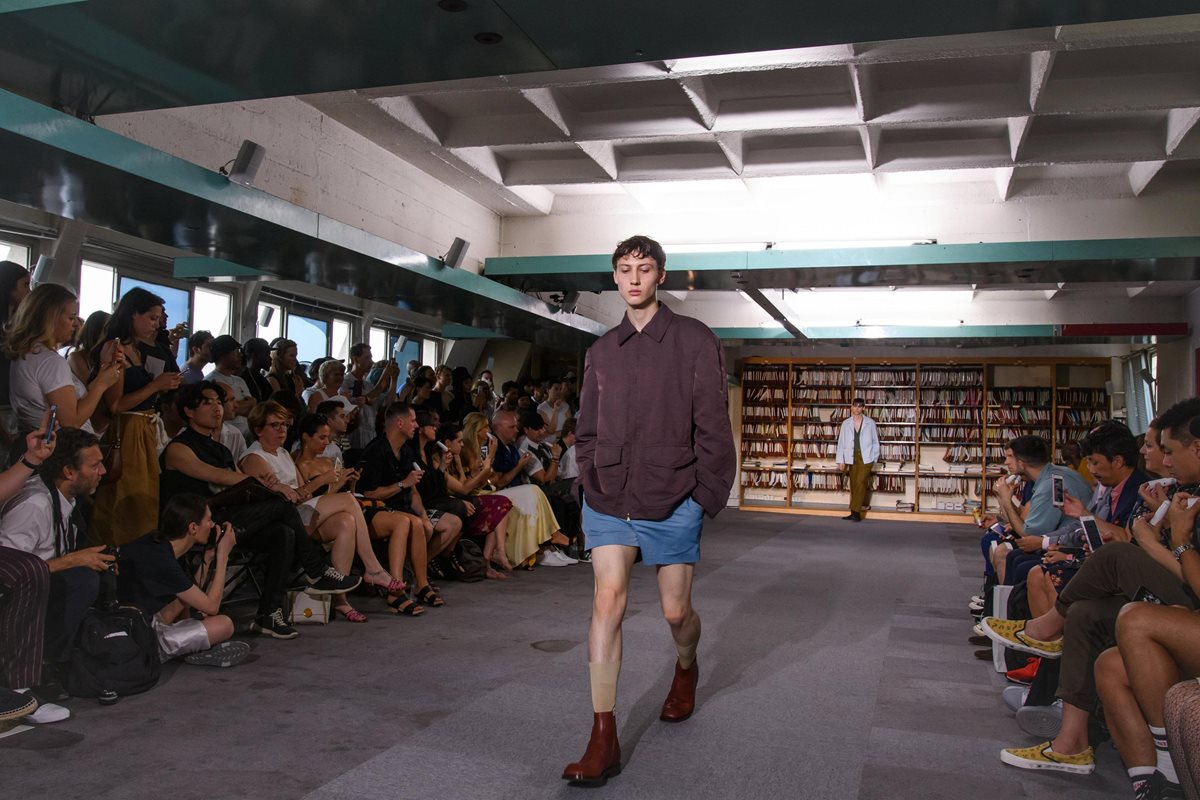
[[973, 622, 986, 637], [557, 549, 579, 565], [1003, 685, 1029, 713], [16, 691, 69, 724], [539, 549, 571, 567], [969, 599, 985, 612]]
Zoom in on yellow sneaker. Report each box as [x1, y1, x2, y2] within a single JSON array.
[[1000, 741, 1094, 774], [980, 617, 1063, 659]]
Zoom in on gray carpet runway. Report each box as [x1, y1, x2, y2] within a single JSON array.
[[1, 512, 1128, 799]]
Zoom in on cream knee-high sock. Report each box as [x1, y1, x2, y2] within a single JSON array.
[[589, 662, 621, 713], [675, 639, 698, 669]]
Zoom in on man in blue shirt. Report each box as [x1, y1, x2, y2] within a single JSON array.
[[991, 435, 1093, 585]]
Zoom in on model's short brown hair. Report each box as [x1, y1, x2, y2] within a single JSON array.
[[612, 235, 666, 271]]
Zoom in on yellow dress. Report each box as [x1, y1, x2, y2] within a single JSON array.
[[90, 412, 160, 545], [494, 484, 560, 566]]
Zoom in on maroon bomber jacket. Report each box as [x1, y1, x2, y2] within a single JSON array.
[[574, 303, 736, 521]]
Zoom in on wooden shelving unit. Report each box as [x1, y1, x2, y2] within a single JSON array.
[[737, 358, 1112, 523]]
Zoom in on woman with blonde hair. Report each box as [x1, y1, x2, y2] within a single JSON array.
[[303, 359, 355, 415], [3, 284, 124, 438], [460, 411, 565, 569], [438, 421, 513, 577], [91, 286, 183, 544], [238, 402, 406, 622], [266, 338, 305, 398]]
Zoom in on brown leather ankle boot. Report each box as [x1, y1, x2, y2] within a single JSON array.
[[659, 659, 699, 722], [562, 711, 621, 786]]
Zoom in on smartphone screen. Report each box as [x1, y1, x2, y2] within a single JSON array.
[[1052, 474, 1065, 508], [1080, 515, 1104, 552], [1132, 585, 1163, 604], [44, 404, 58, 442]]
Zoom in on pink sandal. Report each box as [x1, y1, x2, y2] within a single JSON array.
[[365, 571, 406, 594], [334, 605, 368, 623]]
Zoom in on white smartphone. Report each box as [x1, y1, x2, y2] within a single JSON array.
[[1080, 515, 1104, 552], [1052, 474, 1065, 508]]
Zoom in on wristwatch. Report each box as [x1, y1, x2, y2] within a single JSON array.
[[1172, 543, 1195, 561]]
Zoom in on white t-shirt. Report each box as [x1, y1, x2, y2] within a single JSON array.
[[342, 373, 377, 450], [241, 441, 300, 489], [207, 370, 252, 439], [220, 423, 247, 463], [10, 345, 93, 433], [558, 445, 579, 480], [537, 400, 572, 444], [0, 477, 75, 561], [302, 386, 355, 415], [517, 437, 553, 480]]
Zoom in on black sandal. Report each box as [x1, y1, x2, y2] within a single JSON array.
[[415, 585, 445, 607], [387, 595, 424, 616]]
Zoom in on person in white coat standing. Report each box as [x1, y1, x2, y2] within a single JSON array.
[[835, 399, 879, 521]]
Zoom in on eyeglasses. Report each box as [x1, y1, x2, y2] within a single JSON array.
[[263, 421, 289, 430]]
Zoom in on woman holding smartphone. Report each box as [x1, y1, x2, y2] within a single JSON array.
[[3, 285, 124, 442], [91, 287, 183, 545]]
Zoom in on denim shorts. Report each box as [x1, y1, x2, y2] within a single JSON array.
[[582, 497, 704, 565]]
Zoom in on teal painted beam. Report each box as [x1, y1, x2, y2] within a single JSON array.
[[0, 88, 608, 340], [486, 238, 1200, 279], [0, 1, 84, 12], [440, 323, 511, 340], [173, 256, 268, 280]]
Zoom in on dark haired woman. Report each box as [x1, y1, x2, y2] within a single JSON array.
[[266, 338, 306, 398], [115, 493, 247, 667], [0, 260, 31, 447], [91, 286, 183, 544]]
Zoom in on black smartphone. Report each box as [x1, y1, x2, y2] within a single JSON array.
[[44, 404, 58, 442], [1052, 473, 1065, 508], [1132, 585, 1162, 604], [1080, 515, 1104, 552]]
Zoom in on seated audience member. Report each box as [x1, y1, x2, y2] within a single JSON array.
[[312, 400, 349, 460], [266, 338, 306, 398], [0, 428, 112, 691], [537, 379, 573, 445], [344, 343, 398, 453], [153, 389, 184, 450], [240, 401, 405, 622], [556, 418, 579, 480], [240, 338, 275, 402], [484, 410, 573, 568], [0, 421, 69, 723], [294, 414, 423, 617], [990, 435, 1093, 585], [1096, 485, 1200, 800], [116, 493, 247, 667], [518, 412, 582, 547], [4, 283, 125, 437], [356, 402, 456, 608], [0, 260, 30, 445], [92, 287, 184, 544], [180, 331, 213, 385], [269, 388, 307, 449], [67, 310, 114, 435], [205, 335, 254, 440], [395, 359, 420, 401], [408, 376, 436, 412], [983, 397, 1200, 777], [1061, 440, 1095, 488], [160, 382, 359, 639], [1025, 422, 1150, 616], [431, 365, 453, 412], [304, 359, 355, 416], [447, 367, 474, 423], [214, 382, 248, 463], [438, 422, 513, 577], [471, 380, 495, 420]]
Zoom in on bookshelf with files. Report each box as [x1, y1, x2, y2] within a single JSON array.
[[1054, 364, 1112, 464], [737, 358, 1114, 523], [917, 365, 985, 516]]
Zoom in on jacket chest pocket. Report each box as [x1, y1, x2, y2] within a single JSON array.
[[593, 445, 628, 495]]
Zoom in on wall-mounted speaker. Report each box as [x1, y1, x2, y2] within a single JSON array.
[[393, 336, 408, 359], [258, 306, 275, 327], [32, 255, 53, 286], [228, 139, 265, 187], [443, 237, 470, 269], [1104, 380, 1114, 396]]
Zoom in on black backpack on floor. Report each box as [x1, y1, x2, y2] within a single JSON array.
[[65, 604, 161, 699], [452, 539, 487, 583]]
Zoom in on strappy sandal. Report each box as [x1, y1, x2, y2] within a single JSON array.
[[335, 604, 368, 623], [364, 571, 406, 594], [387, 595, 424, 616], [415, 585, 445, 607]]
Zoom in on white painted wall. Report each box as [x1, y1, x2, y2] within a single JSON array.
[[499, 186, 1200, 257], [99, 97, 501, 274]]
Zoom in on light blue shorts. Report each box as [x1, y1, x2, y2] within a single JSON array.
[[582, 497, 704, 565]]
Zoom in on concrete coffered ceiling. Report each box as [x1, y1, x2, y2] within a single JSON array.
[[304, 16, 1200, 217]]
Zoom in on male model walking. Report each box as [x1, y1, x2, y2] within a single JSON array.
[[835, 398, 878, 521], [563, 235, 736, 787]]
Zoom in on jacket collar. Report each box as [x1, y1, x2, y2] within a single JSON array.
[[616, 302, 674, 345]]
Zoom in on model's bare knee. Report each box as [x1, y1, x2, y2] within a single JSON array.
[[593, 586, 627, 621], [661, 601, 692, 629]]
